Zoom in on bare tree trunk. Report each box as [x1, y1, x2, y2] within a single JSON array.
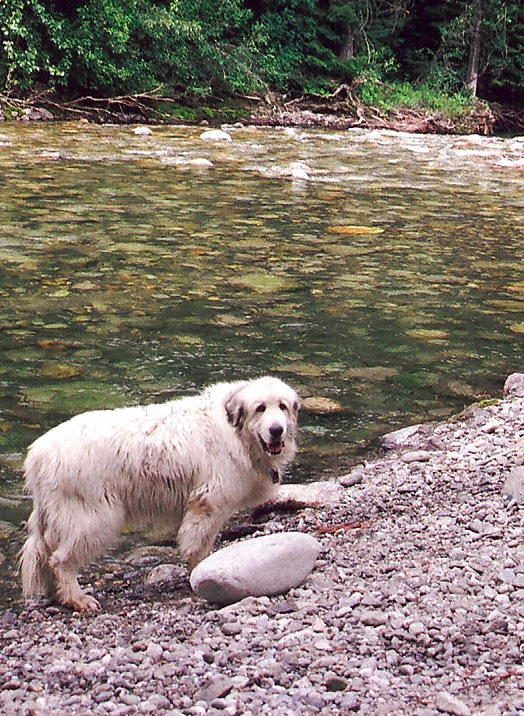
[[465, 0, 482, 95], [340, 26, 355, 61]]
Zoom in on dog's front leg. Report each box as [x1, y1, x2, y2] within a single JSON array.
[[177, 491, 229, 571]]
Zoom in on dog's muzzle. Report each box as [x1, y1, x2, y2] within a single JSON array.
[[259, 436, 284, 455]]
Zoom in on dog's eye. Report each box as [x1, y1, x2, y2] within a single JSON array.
[[256, 404, 266, 413], [279, 403, 288, 411]]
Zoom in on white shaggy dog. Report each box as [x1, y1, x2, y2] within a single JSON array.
[[20, 376, 300, 611]]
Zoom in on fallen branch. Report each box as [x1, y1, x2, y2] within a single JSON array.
[[315, 522, 366, 534]]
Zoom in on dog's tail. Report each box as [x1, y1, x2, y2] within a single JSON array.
[[19, 510, 53, 599]]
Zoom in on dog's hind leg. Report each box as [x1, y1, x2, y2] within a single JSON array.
[[45, 499, 125, 611], [20, 512, 56, 602]]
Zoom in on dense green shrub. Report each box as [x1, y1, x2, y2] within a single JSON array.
[[1, 0, 523, 103]]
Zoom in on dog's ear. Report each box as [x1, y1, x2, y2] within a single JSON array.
[[293, 394, 302, 414], [225, 382, 249, 429]]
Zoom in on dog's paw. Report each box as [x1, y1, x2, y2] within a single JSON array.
[[67, 594, 100, 612]]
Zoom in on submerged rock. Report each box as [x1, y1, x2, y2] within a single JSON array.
[[190, 532, 321, 605]]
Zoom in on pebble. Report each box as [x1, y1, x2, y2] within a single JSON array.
[[5, 376, 524, 714]]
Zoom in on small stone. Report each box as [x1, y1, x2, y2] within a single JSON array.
[[339, 466, 364, 487], [146, 643, 163, 661], [146, 563, 178, 585], [408, 621, 425, 637], [195, 675, 234, 701], [340, 692, 360, 711], [435, 691, 471, 715], [382, 424, 425, 450], [401, 450, 432, 463], [325, 676, 347, 691], [221, 623, 242, 636], [359, 610, 387, 627]]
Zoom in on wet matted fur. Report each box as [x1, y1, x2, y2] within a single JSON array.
[[20, 376, 300, 610]]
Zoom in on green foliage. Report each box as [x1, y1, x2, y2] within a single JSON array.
[[1, 0, 524, 105], [356, 78, 480, 119]]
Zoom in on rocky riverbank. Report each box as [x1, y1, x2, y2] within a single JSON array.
[[2, 89, 518, 135], [2, 375, 524, 715]]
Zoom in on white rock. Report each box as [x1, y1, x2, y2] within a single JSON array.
[[132, 126, 152, 135], [187, 158, 214, 167], [503, 467, 524, 505], [290, 167, 310, 181], [190, 532, 321, 605], [504, 373, 524, 397], [401, 450, 432, 463], [382, 424, 424, 449], [435, 691, 471, 715], [272, 481, 343, 508], [199, 129, 232, 142]]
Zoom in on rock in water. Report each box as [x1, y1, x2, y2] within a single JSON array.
[[199, 129, 232, 142], [190, 532, 321, 605]]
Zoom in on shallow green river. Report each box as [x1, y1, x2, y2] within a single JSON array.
[[1, 122, 524, 596]]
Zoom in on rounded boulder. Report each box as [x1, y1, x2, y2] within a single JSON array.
[[190, 532, 321, 605]]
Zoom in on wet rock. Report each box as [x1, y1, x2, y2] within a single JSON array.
[[199, 129, 232, 142], [188, 158, 214, 167], [190, 532, 320, 605], [132, 126, 152, 135]]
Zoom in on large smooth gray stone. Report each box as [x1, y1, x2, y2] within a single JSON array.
[[190, 532, 321, 605]]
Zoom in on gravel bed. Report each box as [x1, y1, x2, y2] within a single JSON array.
[[2, 382, 524, 715]]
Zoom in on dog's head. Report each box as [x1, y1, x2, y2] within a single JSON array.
[[225, 376, 300, 467]]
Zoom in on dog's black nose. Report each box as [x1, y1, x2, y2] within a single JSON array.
[[270, 425, 284, 439]]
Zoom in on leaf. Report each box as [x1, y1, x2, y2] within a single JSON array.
[[327, 225, 385, 235]]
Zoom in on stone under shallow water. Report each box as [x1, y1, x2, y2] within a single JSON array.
[[189, 532, 321, 605]]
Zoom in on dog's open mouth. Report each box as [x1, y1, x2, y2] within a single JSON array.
[[260, 437, 284, 455]]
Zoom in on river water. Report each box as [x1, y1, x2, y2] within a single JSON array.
[[1, 122, 524, 588]]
